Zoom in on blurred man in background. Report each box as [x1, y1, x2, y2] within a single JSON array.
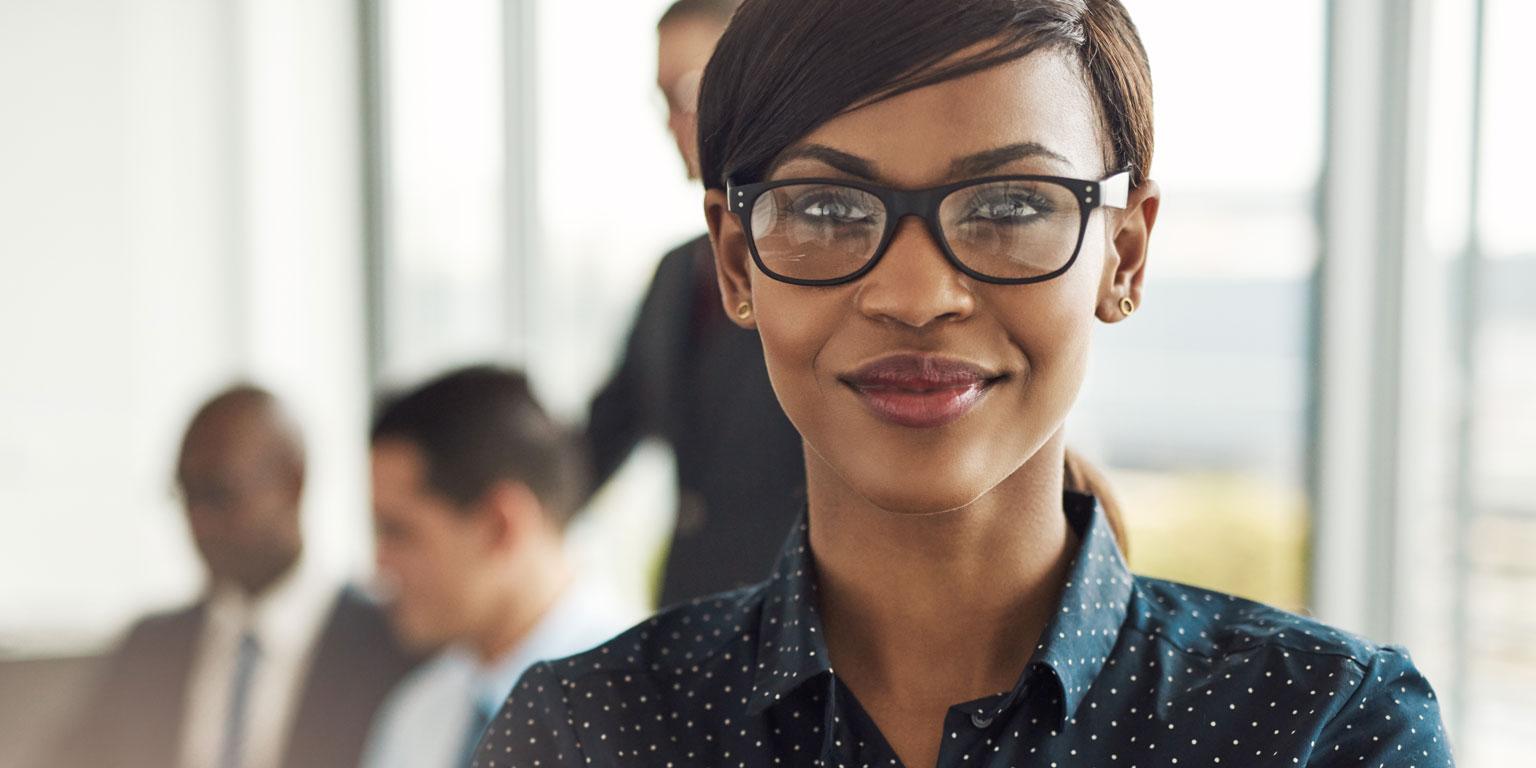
[[585, 0, 805, 608], [364, 366, 630, 768], [45, 385, 414, 768]]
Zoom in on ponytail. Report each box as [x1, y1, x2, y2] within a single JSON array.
[[1063, 448, 1130, 558]]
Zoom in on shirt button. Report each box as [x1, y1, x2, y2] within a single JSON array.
[[970, 712, 993, 728]]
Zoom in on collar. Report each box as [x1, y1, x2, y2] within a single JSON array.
[[745, 491, 1135, 730], [465, 580, 629, 709], [205, 555, 338, 656], [986, 490, 1135, 725], [747, 516, 833, 715]]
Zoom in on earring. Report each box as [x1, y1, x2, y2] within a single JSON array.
[[1119, 297, 1136, 316], [735, 301, 753, 321]]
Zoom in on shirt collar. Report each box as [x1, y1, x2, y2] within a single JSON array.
[[991, 490, 1135, 725], [205, 555, 337, 656], [746, 491, 1134, 728], [467, 580, 628, 709], [746, 515, 834, 714]]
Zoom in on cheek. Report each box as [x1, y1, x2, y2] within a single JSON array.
[[388, 532, 455, 598], [751, 284, 849, 432], [1009, 272, 1098, 369]]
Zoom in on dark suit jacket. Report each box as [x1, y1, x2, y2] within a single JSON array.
[[43, 585, 415, 768], [587, 235, 806, 607]]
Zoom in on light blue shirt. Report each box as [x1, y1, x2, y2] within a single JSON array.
[[361, 582, 633, 768]]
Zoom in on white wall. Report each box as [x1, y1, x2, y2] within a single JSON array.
[[0, 0, 370, 653]]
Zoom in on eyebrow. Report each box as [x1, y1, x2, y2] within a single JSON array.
[[949, 142, 1074, 177], [768, 145, 880, 181], [768, 141, 1074, 182]]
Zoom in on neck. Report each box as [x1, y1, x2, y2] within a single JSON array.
[[470, 543, 573, 666], [811, 432, 1077, 705]]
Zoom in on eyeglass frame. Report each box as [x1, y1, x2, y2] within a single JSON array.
[[724, 170, 1132, 287]]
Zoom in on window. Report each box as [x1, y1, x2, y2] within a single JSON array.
[[1073, 0, 1325, 611], [1455, 0, 1536, 761], [368, 0, 524, 386]]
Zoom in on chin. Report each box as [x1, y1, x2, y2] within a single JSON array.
[[814, 425, 1014, 513], [840, 452, 1002, 514], [390, 610, 441, 652], [859, 482, 989, 515]]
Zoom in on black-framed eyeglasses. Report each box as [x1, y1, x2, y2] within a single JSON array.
[[725, 171, 1131, 286]]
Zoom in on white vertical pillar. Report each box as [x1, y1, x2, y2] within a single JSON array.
[[1313, 1, 1470, 719], [237, 0, 372, 580], [1311, 0, 1428, 640]]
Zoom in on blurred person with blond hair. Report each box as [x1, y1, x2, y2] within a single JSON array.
[[46, 385, 414, 768]]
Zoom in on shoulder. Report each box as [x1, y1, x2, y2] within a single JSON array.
[[616, 235, 709, 337], [501, 584, 765, 720], [538, 584, 763, 686], [314, 585, 420, 679], [322, 585, 404, 649], [1126, 576, 1451, 762], [659, 234, 711, 268], [646, 235, 710, 286], [329, 583, 389, 624], [368, 652, 463, 736], [1127, 576, 1379, 666], [362, 652, 466, 768], [380, 651, 464, 715], [477, 589, 765, 768], [112, 602, 204, 659]]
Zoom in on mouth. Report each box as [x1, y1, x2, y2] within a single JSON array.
[[838, 353, 1006, 429]]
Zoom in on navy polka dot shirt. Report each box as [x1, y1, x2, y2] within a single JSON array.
[[473, 492, 1453, 766]]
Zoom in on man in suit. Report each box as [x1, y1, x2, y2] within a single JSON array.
[[585, 0, 806, 608], [46, 385, 415, 768]]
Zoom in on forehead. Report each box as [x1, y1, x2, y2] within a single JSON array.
[[782, 49, 1105, 186], [179, 411, 270, 474], [371, 440, 427, 493]]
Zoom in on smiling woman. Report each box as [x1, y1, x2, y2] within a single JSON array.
[[470, 1, 1454, 766]]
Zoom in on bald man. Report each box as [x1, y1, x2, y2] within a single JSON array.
[[46, 386, 416, 768]]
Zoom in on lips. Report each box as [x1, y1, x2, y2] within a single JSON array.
[[839, 354, 1004, 429]]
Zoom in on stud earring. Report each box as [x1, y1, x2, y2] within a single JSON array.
[[735, 301, 753, 321], [1119, 297, 1136, 316]]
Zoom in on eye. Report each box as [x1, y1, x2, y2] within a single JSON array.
[[965, 192, 1048, 222], [795, 192, 876, 223]]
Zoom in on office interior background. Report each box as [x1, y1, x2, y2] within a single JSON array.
[[0, 0, 1530, 765]]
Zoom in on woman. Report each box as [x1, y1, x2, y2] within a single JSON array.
[[474, 1, 1453, 765]]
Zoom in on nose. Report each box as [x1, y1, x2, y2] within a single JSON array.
[[856, 217, 975, 328]]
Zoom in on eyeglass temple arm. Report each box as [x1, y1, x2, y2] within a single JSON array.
[[1099, 171, 1131, 209]]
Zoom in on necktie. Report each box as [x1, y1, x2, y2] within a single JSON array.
[[218, 632, 261, 768], [457, 697, 496, 768]]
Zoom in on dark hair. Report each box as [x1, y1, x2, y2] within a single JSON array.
[[658, 0, 740, 29], [697, 0, 1153, 190], [371, 366, 586, 526]]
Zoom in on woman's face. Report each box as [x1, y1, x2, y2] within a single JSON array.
[[706, 48, 1158, 515]]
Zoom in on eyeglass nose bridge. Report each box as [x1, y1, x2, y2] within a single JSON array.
[[866, 194, 968, 278]]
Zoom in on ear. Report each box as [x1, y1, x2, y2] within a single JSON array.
[[1096, 179, 1161, 324], [272, 454, 305, 509], [704, 188, 757, 330], [476, 480, 543, 555]]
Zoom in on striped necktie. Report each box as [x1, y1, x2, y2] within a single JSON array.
[[218, 631, 261, 768]]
